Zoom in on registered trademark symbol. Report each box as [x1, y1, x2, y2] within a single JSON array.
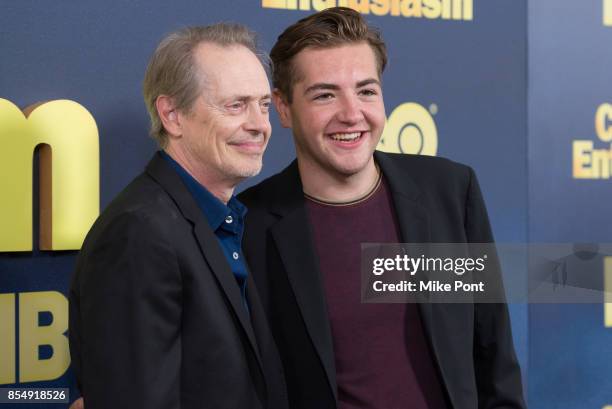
[[429, 104, 438, 115]]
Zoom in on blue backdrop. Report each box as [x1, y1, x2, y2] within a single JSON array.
[[528, 1, 612, 408], [1, 0, 607, 407]]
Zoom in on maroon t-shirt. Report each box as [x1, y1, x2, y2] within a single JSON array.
[[305, 176, 449, 409]]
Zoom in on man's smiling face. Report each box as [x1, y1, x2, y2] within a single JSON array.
[[275, 42, 386, 180], [173, 43, 272, 187]]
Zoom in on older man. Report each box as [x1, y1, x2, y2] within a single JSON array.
[[69, 24, 286, 409], [240, 7, 526, 409]]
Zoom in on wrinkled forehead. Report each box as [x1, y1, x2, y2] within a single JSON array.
[[193, 43, 271, 99]]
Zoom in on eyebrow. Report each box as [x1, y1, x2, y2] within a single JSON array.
[[304, 83, 339, 95], [356, 78, 381, 88], [226, 93, 272, 102], [304, 78, 381, 95]]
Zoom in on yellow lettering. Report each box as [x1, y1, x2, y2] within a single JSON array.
[[313, 0, 336, 10], [390, 0, 401, 15], [452, 0, 462, 19], [284, 0, 298, 8], [595, 103, 612, 142], [299, 0, 311, 10], [591, 148, 611, 178], [463, 0, 473, 20], [401, 0, 422, 17], [0, 99, 99, 252], [0, 294, 16, 384], [422, 0, 441, 18], [261, 0, 472, 19], [18, 291, 69, 383], [605, 257, 612, 327], [371, 0, 391, 15], [378, 102, 438, 156], [347, 0, 371, 13], [573, 140, 594, 179], [441, 0, 451, 19], [605, 0, 612, 26], [262, 0, 287, 8]]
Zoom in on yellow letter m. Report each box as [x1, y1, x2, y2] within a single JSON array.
[[0, 99, 99, 251]]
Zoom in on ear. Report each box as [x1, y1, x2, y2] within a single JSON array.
[[273, 89, 292, 129], [156, 95, 182, 138]]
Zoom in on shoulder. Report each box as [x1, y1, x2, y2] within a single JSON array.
[[238, 161, 301, 211], [376, 152, 475, 196], [106, 173, 177, 218], [376, 151, 472, 180], [81, 172, 184, 253], [72, 173, 183, 314], [238, 177, 276, 210]]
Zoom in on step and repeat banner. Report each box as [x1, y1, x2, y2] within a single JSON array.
[[0, 0, 607, 407], [528, 1, 612, 408]]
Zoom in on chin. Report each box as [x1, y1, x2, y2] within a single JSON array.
[[328, 165, 366, 178], [220, 161, 262, 183], [331, 157, 372, 176], [237, 164, 263, 178]]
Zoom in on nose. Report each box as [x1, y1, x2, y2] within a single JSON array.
[[336, 94, 364, 124], [245, 103, 270, 136]]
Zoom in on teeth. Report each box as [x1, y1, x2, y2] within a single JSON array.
[[330, 132, 361, 141]]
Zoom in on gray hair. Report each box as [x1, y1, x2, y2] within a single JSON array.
[[143, 24, 269, 147]]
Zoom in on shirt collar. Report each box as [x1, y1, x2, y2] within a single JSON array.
[[159, 151, 246, 231]]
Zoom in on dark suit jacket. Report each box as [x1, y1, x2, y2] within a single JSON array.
[[69, 154, 287, 409], [239, 151, 526, 409]]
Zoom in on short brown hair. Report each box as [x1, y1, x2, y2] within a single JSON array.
[[143, 24, 268, 147], [270, 7, 387, 102]]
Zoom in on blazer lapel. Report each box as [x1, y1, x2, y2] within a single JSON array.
[[145, 154, 263, 370], [376, 152, 460, 408], [191, 223, 260, 350], [267, 162, 339, 402]]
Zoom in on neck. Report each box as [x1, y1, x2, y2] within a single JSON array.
[[298, 157, 379, 203], [164, 146, 235, 204]]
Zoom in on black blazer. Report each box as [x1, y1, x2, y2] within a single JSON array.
[[239, 152, 526, 409], [69, 154, 287, 409]]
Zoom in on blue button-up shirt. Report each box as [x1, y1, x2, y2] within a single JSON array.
[[161, 151, 250, 310]]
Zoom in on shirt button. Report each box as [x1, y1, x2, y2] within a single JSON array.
[[225, 215, 233, 224], [232, 252, 239, 260]]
